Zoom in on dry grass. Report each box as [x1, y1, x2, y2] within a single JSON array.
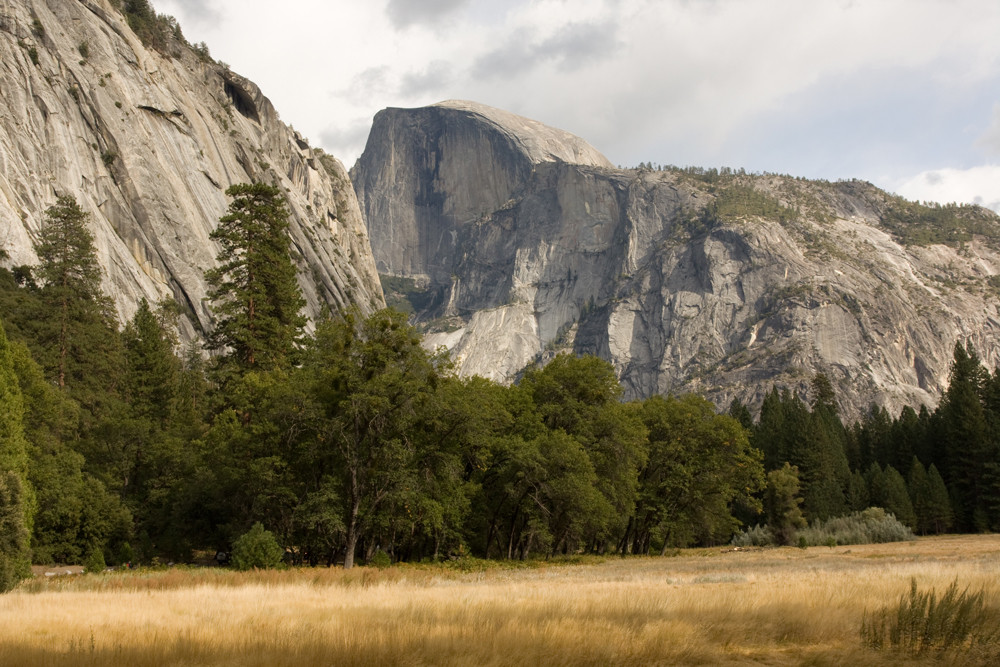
[[2, 535, 998, 666]]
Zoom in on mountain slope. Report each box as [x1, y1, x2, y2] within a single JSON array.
[[0, 0, 382, 338], [353, 101, 1000, 419]]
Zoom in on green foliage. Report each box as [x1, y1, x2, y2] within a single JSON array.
[[77, 41, 89, 60], [205, 183, 306, 377], [230, 522, 283, 570], [0, 472, 31, 592], [31, 195, 122, 403], [730, 524, 774, 547], [368, 549, 392, 568], [0, 320, 33, 591], [861, 578, 997, 655], [84, 546, 106, 574], [765, 463, 806, 545], [708, 186, 797, 225], [112, 0, 184, 55], [379, 274, 438, 315], [882, 465, 916, 529], [303, 308, 442, 568], [521, 355, 648, 552], [878, 195, 1000, 247], [797, 507, 913, 546], [627, 393, 763, 552]]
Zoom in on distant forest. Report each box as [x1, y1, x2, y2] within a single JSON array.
[[1, 183, 998, 590]]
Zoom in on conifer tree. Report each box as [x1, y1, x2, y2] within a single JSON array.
[[846, 469, 869, 512], [32, 195, 121, 401], [938, 342, 991, 530], [924, 464, 953, 534], [205, 183, 306, 376], [882, 465, 916, 529], [908, 457, 932, 534], [766, 463, 806, 545]]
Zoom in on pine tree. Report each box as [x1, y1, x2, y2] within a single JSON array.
[[938, 342, 991, 530], [908, 457, 932, 535], [846, 469, 869, 512], [924, 464, 953, 534], [205, 183, 306, 376], [32, 195, 120, 399], [882, 465, 916, 529], [766, 463, 806, 545]]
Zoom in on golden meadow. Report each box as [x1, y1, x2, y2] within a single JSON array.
[[0, 534, 997, 666]]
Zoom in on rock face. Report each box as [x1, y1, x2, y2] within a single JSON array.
[[354, 101, 1000, 420], [0, 0, 382, 338]]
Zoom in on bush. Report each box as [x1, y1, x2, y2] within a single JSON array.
[[84, 547, 106, 574], [368, 549, 392, 569], [230, 523, 283, 571], [730, 524, 774, 547], [861, 578, 998, 654], [797, 507, 914, 547]]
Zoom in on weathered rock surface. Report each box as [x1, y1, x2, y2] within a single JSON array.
[[0, 0, 382, 338], [354, 101, 1000, 420]]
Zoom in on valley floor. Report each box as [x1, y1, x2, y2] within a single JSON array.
[[2, 535, 998, 666]]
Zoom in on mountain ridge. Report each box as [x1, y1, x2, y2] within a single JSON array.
[[353, 101, 1000, 420]]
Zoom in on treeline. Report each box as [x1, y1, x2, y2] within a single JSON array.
[[0, 184, 765, 582], [731, 344, 1000, 541], [0, 184, 996, 588]]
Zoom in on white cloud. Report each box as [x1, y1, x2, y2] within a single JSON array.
[[148, 0, 1000, 185], [895, 166, 1000, 213], [979, 104, 1000, 157]]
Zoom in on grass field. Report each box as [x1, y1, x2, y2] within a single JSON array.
[[1, 535, 998, 666]]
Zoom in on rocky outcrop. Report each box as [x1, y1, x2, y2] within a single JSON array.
[[354, 101, 1000, 420], [0, 0, 382, 338]]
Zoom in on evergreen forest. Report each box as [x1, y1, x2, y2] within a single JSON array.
[[1, 184, 999, 589]]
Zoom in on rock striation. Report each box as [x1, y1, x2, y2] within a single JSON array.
[[0, 0, 382, 338], [354, 101, 1000, 420]]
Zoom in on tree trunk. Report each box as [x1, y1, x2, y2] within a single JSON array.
[[344, 498, 360, 569]]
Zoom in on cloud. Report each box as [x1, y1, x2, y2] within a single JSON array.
[[895, 165, 1000, 213], [399, 61, 454, 98], [472, 19, 620, 80], [153, 0, 222, 28], [978, 104, 1000, 157], [319, 120, 374, 164], [340, 67, 393, 106], [385, 0, 469, 29]]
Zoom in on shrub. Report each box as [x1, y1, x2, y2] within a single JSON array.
[[369, 549, 392, 569], [730, 524, 774, 547], [797, 507, 914, 547], [861, 578, 998, 654], [230, 523, 283, 571], [84, 547, 106, 574]]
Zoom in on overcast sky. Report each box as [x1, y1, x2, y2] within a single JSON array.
[[152, 0, 1000, 211]]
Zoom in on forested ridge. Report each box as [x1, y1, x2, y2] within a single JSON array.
[[1, 184, 999, 588]]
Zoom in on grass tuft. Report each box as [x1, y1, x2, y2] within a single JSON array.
[[861, 577, 999, 656]]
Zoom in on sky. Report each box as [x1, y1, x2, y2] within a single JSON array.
[[152, 0, 1000, 212]]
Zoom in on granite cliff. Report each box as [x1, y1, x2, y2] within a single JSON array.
[[353, 101, 1000, 419], [0, 0, 382, 338]]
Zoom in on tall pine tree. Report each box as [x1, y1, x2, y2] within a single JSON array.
[[205, 183, 306, 376]]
